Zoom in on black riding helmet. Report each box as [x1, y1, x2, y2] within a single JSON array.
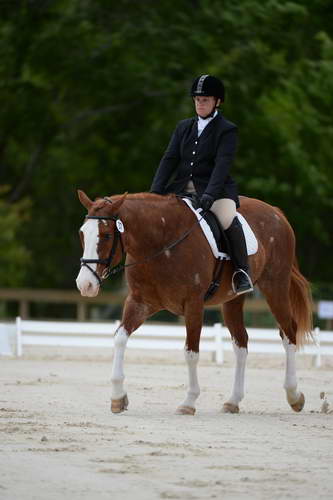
[[191, 74, 225, 101]]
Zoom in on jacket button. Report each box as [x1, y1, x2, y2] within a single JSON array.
[[195, 141, 198, 145], [192, 151, 196, 155], [190, 162, 194, 166]]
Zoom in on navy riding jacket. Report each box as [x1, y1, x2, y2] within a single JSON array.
[[150, 112, 239, 207]]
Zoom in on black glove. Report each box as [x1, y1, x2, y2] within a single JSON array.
[[200, 193, 214, 212]]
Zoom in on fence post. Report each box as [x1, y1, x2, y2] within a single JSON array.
[[77, 302, 87, 321], [16, 316, 22, 357], [314, 327, 321, 368], [214, 323, 223, 365], [19, 300, 29, 319]]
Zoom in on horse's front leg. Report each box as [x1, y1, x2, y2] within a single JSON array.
[[176, 301, 204, 416], [111, 295, 156, 414], [110, 325, 129, 413]]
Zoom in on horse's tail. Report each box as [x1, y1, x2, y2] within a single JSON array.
[[289, 257, 313, 347]]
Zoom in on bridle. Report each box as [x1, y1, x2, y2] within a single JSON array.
[[80, 213, 125, 286], [80, 197, 206, 287]]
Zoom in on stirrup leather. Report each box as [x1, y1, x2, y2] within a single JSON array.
[[231, 269, 254, 295]]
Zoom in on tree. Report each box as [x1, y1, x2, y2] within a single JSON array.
[[0, 0, 332, 288], [0, 187, 30, 286]]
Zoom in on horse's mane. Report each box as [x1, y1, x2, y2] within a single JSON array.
[[111, 192, 177, 202]]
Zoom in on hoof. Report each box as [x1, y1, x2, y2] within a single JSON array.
[[111, 394, 128, 414], [222, 402, 239, 414], [290, 392, 305, 413], [175, 405, 196, 415]]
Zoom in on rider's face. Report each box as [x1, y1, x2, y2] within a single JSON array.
[[194, 96, 221, 118]]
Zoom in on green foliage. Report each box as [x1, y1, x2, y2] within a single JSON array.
[[0, 187, 31, 286], [0, 0, 332, 288]]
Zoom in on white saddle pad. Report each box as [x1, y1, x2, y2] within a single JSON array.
[[182, 198, 258, 260]]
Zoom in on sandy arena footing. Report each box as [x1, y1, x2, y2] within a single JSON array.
[[1, 350, 333, 500]]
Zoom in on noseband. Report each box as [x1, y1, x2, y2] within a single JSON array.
[[80, 213, 125, 286]]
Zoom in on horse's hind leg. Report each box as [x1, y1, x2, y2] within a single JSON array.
[[258, 278, 305, 412], [280, 327, 305, 412], [176, 301, 204, 416], [111, 295, 157, 414], [222, 295, 248, 414]]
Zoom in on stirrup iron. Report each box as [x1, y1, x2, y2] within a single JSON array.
[[231, 269, 254, 295]]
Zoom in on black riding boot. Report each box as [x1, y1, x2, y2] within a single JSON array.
[[224, 217, 254, 295]]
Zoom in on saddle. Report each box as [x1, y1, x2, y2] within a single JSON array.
[[180, 194, 258, 260], [180, 193, 230, 256], [179, 193, 258, 300]]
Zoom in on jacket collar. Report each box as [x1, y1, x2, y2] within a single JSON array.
[[197, 111, 221, 141], [197, 110, 218, 136]]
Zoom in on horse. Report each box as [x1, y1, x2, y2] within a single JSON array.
[[76, 190, 313, 415]]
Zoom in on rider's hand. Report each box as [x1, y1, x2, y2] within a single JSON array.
[[200, 193, 214, 212]]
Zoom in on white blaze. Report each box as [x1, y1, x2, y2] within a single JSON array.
[[76, 219, 100, 297]]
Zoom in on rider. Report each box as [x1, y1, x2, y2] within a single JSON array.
[[150, 74, 253, 295]]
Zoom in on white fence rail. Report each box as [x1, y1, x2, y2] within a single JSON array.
[[0, 323, 14, 356], [0, 317, 329, 367]]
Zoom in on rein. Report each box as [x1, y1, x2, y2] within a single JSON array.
[[80, 209, 205, 286]]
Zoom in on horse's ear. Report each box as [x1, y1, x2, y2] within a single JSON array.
[[111, 192, 128, 212], [78, 190, 93, 210]]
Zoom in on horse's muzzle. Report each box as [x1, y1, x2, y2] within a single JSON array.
[[76, 270, 100, 297]]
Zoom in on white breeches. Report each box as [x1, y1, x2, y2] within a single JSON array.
[[186, 181, 237, 230]]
